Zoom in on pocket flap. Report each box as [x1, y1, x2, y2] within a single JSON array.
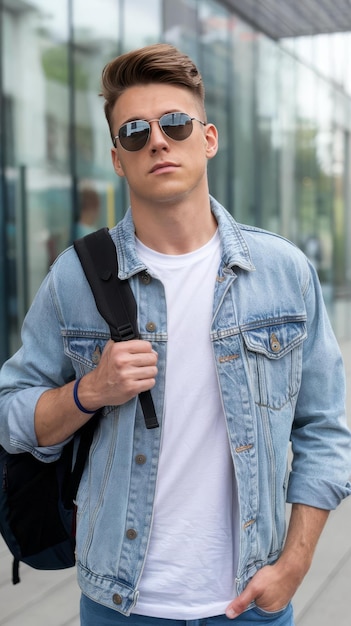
[[242, 319, 307, 359]]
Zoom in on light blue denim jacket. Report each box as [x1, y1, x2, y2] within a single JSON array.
[[1, 197, 351, 615]]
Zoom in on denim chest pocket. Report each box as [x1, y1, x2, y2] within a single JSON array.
[[242, 320, 307, 409], [63, 333, 109, 374]]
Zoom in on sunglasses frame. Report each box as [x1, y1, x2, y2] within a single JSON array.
[[113, 112, 206, 151]]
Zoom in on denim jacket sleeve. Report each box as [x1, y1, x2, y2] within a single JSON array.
[[287, 260, 351, 509], [0, 265, 77, 460]]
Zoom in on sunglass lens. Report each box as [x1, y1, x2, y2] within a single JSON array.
[[119, 120, 150, 151], [161, 113, 193, 141]]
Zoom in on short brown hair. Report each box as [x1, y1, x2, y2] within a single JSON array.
[[100, 43, 205, 141]]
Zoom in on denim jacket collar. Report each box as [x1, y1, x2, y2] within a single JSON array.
[[112, 196, 255, 280]]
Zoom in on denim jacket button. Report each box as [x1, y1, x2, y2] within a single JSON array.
[[270, 332, 281, 352], [135, 454, 147, 465], [112, 594, 123, 605], [140, 272, 151, 285], [126, 528, 138, 540], [91, 345, 102, 364], [146, 321, 156, 332]]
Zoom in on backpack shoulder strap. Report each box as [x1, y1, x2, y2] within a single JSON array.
[[73, 228, 159, 430], [74, 228, 137, 342]]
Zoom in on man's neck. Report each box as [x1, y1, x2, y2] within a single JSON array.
[[131, 194, 217, 255]]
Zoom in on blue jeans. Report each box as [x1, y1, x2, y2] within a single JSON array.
[[80, 595, 294, 625]]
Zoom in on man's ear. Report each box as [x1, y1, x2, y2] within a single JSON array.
[[204, 123, 219, 160], [111, 147, 126, 178]]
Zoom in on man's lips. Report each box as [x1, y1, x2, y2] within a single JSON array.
[[150, 162, 179, 173]]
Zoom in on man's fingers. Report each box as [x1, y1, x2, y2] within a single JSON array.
[[116, 339, 156, 354], [225, 586, 254, 619]]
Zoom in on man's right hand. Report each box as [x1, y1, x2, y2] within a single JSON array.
[[35, 339, 158, 446], [80, 339, 158, 410]]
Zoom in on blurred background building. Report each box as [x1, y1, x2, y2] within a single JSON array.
[[0, 0, 351, 364]]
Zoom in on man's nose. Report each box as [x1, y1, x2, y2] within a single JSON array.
[[148, 120, 169, 149]]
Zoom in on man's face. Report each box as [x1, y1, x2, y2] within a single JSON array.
[[110, 83, 218, 208]]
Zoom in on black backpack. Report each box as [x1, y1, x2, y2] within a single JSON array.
[[0, 228, 158, 584]]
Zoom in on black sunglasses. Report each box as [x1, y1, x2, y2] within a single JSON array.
[[113, 112, 206, 152]]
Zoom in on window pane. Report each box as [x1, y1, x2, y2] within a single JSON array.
[[3, 0, 70, 323], [198, 0, 232, 209], [256, 35, 280, 231], [123, 0, 161, 51], [230, 16, 256, 224], [73, 0, 123, 235]]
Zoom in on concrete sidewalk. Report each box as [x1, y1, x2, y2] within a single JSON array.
[[1, 341, 350, 625]]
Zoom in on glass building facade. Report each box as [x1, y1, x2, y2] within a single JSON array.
[[0, 0, 351, 364]]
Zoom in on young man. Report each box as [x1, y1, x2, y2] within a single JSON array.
[[0, 44, 350, 626]]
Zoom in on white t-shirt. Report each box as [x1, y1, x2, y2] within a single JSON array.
[[134, 231, 238, 620]]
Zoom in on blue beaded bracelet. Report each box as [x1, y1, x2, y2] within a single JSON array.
[[73, 378, 96, 414]]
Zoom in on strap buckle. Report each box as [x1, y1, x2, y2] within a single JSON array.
[[118, 323, 136, 341]]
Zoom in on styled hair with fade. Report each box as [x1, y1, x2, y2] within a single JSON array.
[[100, 43, 205, 141]]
